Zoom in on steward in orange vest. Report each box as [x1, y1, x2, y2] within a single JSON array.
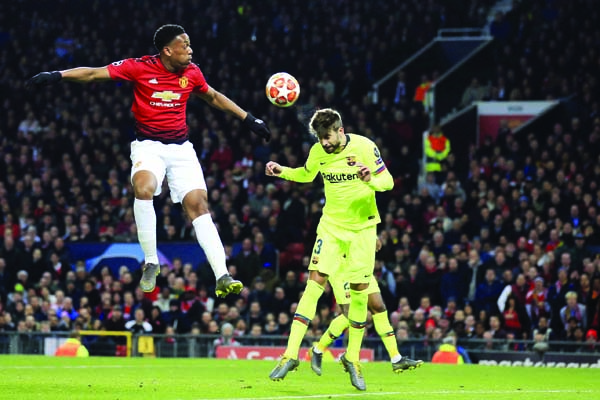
[[424, 125, 450, 174], [413, 74, 432, 104], [55, 331, 89, 357], [432, 337, 464, 364]]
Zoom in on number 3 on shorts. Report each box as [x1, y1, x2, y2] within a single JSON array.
[[314, 238, 323, 254]]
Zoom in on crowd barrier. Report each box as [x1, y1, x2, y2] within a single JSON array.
[[1, 332, 597, 367]]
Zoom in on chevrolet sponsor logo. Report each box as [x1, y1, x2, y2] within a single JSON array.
[[151, 91, 181, 102]]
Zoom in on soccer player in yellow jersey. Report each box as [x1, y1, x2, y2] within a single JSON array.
[[310, 237, 423, 376], [266, 108, 392, 390]]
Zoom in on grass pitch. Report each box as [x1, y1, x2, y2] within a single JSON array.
[[0, 355, 598, 400]]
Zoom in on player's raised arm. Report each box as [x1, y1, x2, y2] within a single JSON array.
[[196, 86, 271, 142], [26, 66, 112, 87]]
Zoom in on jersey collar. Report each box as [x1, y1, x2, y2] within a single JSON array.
[[339, 133, 351, 153]]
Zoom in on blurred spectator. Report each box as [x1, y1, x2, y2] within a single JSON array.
[[246, 277, 273, 312], [148, 306, 166, 334], [212, 322, 239, 349], [475, 269, 503, 315], [103, 305, 126, 332], [560, 291, 587, 333], [440, 257, 469, 308], [125, 308, 153, 334], [460, 78, 489, 108], [501, 294, 531, 338], [162, 299, 190, 334], [548, 268, 578, 336], [233, 238, 262, 287]]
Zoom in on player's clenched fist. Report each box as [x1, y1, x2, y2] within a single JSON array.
[[355, 162, 372, 182], [265, 161, 283, 176], [25, 71, 62, 88]]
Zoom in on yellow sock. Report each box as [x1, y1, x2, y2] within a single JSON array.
[[316, 313, 348, 352], [345, 288, 368, 362], [283, 280, 323, 359], [372, 311, 400, 360]]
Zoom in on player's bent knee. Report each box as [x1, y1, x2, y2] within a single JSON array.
[[368, 295, 387, 314], [308, 270, 329, 286], [132, 171, 158, 199], [133, 187, 156, 200], [182, 190, 210, 219], [369, 305, 387, 314]]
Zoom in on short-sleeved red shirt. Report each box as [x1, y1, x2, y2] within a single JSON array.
[[107, 55, 209, 142]]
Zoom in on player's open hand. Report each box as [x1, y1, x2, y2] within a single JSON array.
[[356, 163, 372, 182], [265, 161, 283, 177]]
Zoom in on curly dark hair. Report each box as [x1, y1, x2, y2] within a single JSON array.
[[153, 24, 185, 51]]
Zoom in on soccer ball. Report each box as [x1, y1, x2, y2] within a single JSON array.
[[265, 72, 300, 107]]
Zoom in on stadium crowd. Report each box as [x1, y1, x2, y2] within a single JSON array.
[[1, 0, 600, 357]]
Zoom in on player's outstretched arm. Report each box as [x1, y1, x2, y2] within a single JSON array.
[[26, 67, 111, 87], [196, 87, 271, 142], [265, 159, 318, 183]]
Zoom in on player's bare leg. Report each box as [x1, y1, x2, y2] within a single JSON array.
[[183, 189, 241, 297], [133, 171, 161, 292]]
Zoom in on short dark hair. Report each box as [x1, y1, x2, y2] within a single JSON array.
[[309, 108, 342, 138], [153, 24, 185, 51]]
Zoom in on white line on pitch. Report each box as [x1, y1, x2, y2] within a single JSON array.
[[192, 389, 596, 400]]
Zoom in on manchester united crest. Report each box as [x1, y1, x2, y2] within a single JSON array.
[[179, 76, 188, 88], [346, 156, 356, 166]]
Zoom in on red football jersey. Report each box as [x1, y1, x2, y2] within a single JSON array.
[[107, 55, 209, 142]]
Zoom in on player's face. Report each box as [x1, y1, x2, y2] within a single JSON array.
[[166, 34, 193, 70], [318, 127, 345, 154]]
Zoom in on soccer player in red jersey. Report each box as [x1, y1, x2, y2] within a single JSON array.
[[26, 24, 271, 298]]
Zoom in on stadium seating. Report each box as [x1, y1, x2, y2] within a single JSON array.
[[0, 0, 598, 356]]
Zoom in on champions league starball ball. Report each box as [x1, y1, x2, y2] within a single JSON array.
[[265, 72, 300, 107]]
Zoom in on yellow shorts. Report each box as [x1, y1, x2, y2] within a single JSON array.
[[308, 222, 376, 285], [329, 274, 381, 305]]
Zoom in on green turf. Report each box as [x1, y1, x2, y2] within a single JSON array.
[[0, 355, 597, 400]]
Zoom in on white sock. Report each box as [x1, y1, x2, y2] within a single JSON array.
[[134, 198, 159, 265], [192, 214, 228, 279], [312, 345, 322, 354], [391, 354, 402, 363]]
